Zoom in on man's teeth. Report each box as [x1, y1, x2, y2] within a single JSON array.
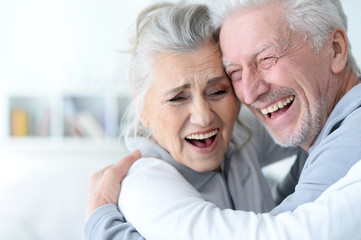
[[261, 95, 295, 115], [186, 130, 218, 140]]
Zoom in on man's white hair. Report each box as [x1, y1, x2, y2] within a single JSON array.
[[209, 0, 360, 75]]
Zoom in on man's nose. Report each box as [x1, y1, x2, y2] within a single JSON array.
[[189, 98, 215, 127], [235, 68, 270, 105]]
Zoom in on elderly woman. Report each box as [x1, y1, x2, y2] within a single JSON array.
[[85, 2, 306, 239]]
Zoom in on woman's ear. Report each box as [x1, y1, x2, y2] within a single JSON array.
[[330, 28, 348, 74], [134, 93, 149, 128], [141, 116, 149, 128]]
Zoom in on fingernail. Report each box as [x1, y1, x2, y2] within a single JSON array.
[[132, 150, 141, 158]]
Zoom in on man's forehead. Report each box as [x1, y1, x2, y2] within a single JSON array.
[[222, 43, 276, 67]]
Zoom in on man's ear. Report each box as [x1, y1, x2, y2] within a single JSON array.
[[330, 28, 348, 74]]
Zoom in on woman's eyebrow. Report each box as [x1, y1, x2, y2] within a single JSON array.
[[165, 76, 227, 96], [207, 76, 228, 85], [165, 84, 191, 96]]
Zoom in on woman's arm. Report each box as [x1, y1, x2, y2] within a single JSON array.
[[119, 158, 361, 240], [85, 204, 145, 240], [84, 151, 143, 240]]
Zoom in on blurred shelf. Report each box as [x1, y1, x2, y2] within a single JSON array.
[[1, 89, 131, 152]]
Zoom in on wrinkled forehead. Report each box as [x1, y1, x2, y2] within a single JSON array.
[[152, 45, 225, 88], [219, 5, 293, 61]]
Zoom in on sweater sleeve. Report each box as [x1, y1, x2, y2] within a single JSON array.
[[84, 204, 145, 240], [119, 157, 361, 240]]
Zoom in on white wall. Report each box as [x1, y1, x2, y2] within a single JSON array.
[[0, 0, 154, 92], [341, 0, 361, 69], [0, 0, 359, 93]]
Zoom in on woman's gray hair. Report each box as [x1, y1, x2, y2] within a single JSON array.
[[209, 0, 360, 75], [120, 2, 218, 141]]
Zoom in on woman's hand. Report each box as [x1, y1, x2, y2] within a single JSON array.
[[85, 150, 141, 220]]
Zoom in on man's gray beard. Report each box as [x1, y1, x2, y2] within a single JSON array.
[[267, 102, 323, 148]]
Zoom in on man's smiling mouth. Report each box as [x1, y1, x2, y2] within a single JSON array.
[[185, 129, 218, 148], [260, 95, 295, 119]]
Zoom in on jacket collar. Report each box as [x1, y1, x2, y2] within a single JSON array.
[[310, 83, 361, 153], [125, 137, 221, 191]]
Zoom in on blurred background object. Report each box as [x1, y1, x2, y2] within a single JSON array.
[[0, 0, 359, 239]]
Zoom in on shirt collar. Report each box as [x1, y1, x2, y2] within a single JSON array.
[[309, 83, 361, 153]]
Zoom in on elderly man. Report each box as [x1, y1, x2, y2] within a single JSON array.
[[216, 0, 361, 214], [85, 0, 361, 239]]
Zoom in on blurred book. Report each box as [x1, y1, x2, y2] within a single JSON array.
[[36, 108, 51, 137], [11, 109, 28, 137], [76, 111, 105, 138], [64, 98, 105, 138]]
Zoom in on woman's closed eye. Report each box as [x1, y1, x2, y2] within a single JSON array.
[[168, 92, 189, 103], [207, 87, 231, 100]]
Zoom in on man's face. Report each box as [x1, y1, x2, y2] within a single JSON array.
[[220, 5, 335, 149]]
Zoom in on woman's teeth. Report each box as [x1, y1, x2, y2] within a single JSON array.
[[261, 95, 295, 115], [186, 129, 218, 140]]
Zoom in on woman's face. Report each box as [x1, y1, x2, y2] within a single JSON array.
[[142, 42, 239, 172]]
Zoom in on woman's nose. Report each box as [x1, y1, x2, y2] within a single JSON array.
[[189, 98, 215, 127]]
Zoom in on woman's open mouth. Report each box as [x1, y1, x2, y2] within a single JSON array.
[[260, 95, 295, 119], [185, 129, 218, 148]]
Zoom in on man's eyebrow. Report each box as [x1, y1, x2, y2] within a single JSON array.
[[252, 43, 275, 57], [223, 44, 275, 68], [223, 62, 239, 68]]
